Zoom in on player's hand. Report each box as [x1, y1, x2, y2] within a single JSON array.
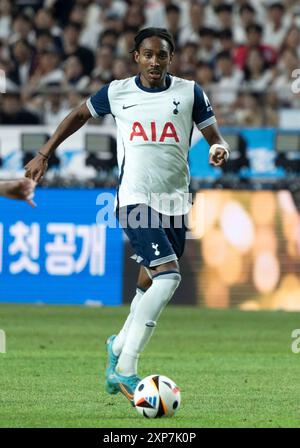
[[1, 178, 37, 207], [25, 153, 48, 183], [209, 146, 228, 167]]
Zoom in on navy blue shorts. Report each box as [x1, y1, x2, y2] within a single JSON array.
[[116, 204, 187, 268]]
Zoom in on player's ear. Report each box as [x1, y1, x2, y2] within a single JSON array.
[[169, 52, 174, 64], [134, 50, 139, 63]]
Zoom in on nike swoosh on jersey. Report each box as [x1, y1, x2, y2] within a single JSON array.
[[123, 104, 138, 109]]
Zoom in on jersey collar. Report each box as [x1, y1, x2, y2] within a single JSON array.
[[135, 74, 172, 92]]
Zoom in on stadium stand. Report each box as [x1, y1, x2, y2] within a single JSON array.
[[0, 0, 299, 128]]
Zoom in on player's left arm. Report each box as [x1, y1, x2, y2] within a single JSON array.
[[201, 122, 230, 167]]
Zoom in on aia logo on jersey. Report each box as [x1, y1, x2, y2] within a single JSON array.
[[130, 122, 180, 142]]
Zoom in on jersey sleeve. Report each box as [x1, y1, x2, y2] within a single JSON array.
[[86, 84, 111, 118], [192, 83, 217, 130]]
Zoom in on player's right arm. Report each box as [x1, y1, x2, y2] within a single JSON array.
[[25, 103, 92, 182]]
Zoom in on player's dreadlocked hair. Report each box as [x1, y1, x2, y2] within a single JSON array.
[[130, 27, 175, 53]]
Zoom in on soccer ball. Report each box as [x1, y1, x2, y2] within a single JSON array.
[[134, 374, 181, 418]]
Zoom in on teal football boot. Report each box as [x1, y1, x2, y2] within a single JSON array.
[[106, 371, 141, 405]]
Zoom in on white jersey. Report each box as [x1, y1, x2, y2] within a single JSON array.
[[86, 74, 216, 215]]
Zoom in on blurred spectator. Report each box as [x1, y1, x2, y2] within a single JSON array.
[[235, 92, 277, 126], [165, 4, 181, 47], [205, 0, 229, 28], [179, 1, 205, 46], [67, 89, 84, 109], [242, 48, 274, 93], [144, 0, 167, 28], [91, 45, 115, 83], [68, 2, 89, 27], [0, 0, 14, 40], [8, 39, 35, 87], [264, 89, 280, 122], [14, 0, 44, 13], [282, 0, 300, 17], [9, 12, 35, 46], [96, 0, 127, 24], [213, 50, 243, 106], [272, 48, 300, 107], [35, 30, 60, 54], [179, 42, 198, 74], [123, 3, 145, 29], [0, 91, 40, 124], [102, 10, 124, 34], [62, 21, 94, 75], [82, 17, 121, 76], [51, 0, 75, 27], [98, 29, 119, 50], [214, 3, 233, 31], [234, 23, 277, 69], [243, 0, 265, 20], [87, 77, 105, 96], [144, 0, 189, 31], [63, 55, 90, 90], [0, 45, 9, 70], [263, 2, 291, 49], [195, 61, 215, 88], [68, 2, 102, 52], [34, 7, 61, 38], [198, 27, 219, 64], [280, 25, 300, 58], [233, 3, 257, 44], [29, 47, 64, 88], [42, 89, 71, 126], [218, 28, 235, 53], [117, 26, 139, 57], [111, 57, 131, 80]]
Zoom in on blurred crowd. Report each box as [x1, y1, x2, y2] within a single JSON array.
[[1, 0, 300, 127]]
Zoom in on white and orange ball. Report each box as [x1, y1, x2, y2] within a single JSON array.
[[134, 374, 181, 418]]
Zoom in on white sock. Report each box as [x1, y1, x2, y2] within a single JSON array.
[[112, 287, 145, 356], [116, 271, 181, 376]]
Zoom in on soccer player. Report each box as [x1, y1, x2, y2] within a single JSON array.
[[0, 178, 36, 206], [24, 27, 229, 405]]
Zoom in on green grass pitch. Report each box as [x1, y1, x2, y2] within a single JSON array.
[[0, 304, 300, 428]]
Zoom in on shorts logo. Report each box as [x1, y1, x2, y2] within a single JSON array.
[[151, 243, 160, 256]]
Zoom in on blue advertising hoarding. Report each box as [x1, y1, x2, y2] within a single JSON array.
[[189, 127, 286, 179], [0, 188, 123, 305]]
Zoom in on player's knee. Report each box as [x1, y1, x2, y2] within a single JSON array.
[[171, 272, 182, 288], [152, 271, 182, 300], [156, 271, 181, 284]]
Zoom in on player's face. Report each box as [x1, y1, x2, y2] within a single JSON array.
[[134, 37, 173, 88]]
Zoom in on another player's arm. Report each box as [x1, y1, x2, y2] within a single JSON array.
[[201, 122, 230, 167], [25, 103, 92, 182], [0, 178, 36, 207]]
